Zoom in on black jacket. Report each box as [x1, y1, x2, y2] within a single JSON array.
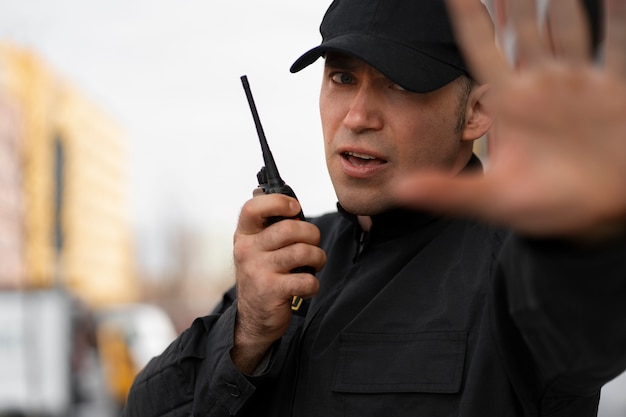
[[122, 207, 626, 417]]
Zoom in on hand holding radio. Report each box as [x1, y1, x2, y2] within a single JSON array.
[[230, 76, 325, 374]]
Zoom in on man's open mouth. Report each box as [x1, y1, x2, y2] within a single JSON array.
[[342, 151, 388, 167]]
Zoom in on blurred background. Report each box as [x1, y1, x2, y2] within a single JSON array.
[[0, 0, 332, 415], [0, 0, 623, 416]]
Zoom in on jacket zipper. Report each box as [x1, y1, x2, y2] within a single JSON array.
[[354, 230, 368, 261]]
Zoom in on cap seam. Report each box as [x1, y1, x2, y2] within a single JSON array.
[[366, 0, 383, 35]]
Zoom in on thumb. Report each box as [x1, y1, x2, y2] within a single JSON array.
[[393, 171, 497, 220]]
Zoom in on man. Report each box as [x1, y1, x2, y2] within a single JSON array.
[[122, 0, 626, 416]]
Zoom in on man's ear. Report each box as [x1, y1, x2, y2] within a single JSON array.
[[461, 84, 494, 141]]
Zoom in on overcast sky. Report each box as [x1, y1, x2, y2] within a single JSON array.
[[0, 0, 337, 272]]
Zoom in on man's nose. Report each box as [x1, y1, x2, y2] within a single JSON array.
[[343, 86, 384, 133]]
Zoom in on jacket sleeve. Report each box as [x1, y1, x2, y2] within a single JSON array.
[[494, 234, 626, 402], [120, 287, 280, 417]]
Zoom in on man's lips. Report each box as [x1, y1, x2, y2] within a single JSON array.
[[342, 151, 387, 166], [339, 150, 388, 178], [341, 151, 387, 166]]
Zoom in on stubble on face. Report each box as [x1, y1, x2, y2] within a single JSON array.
[[320, 56, 474, 216]]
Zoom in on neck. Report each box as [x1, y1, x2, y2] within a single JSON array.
[[358, 215, 372, 232]]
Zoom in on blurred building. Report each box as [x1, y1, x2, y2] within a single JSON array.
[[0, 42, 139, 307], [0, 94, 24, 287]]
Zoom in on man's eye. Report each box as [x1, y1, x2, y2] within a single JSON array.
[[331, 72, 354, 84]]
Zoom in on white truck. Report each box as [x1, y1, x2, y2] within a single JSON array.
[[0, 289, 73, 416]]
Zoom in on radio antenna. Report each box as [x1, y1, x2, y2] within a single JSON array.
[[240, 75, 284, 187]]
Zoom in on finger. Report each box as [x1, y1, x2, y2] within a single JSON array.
[[271, 242, 326, 274], [546, 0, 592, 63], [392, 172, 500, 223], [281, 272, 320, 300], [606, 0, 626, 77], [446, 0, 510, 84], [492, 0, 520, 66], [504, 0, 551, 66], [237, 194, 301, 235], [262, 219, 321, 251]]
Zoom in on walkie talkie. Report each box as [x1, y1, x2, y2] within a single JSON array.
[[240, 75, 313, 313]]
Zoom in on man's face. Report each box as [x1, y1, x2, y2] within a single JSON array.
[[320, 53, 473, 215]]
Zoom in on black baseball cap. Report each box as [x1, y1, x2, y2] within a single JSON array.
[[290, 0, 476, 93]]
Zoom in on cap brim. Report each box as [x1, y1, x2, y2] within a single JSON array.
[[290, 34, 465, 93]]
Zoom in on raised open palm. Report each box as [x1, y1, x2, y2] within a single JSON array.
[[395, 0, 626, 240]]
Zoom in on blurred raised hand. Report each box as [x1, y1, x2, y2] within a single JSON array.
[[394, 0, 626, 241]]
